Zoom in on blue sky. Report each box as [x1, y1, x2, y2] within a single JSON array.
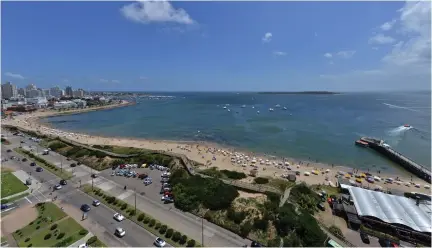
[[2, 1, 431, 91]]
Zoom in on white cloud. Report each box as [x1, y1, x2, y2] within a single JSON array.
[[4, 72, 25, 80], [121, 0, 195, 25], [273, 51, 286, 56], [380, 19, 396, 31], [369, 34, 396, 45], [324, 53, 332, 58], [262, 32, 272, 43], [336, 50, 356, 59], [319, 1, 431, 91], [139, 76, 148, 80], [99, 79, 109, 83]]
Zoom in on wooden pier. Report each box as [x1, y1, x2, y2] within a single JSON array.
[[359, 137, 431, 183]]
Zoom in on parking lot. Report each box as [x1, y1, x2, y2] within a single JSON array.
[[99, 164, 173, 204]]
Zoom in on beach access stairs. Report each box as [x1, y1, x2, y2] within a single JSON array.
[[360, 137, 431, 183]]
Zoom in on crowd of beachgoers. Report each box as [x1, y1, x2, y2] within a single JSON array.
[[2, 105, 431, 195]]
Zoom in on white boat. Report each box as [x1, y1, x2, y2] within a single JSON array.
[[223, 106, 227, 109], [275, 104, 281, 108], [241, 105, 246, 108], [227, 109, 231, 112], [283, 107, 287, 110], [257, 111, 260, 114], [252, 106, 255, 109], [269, 108, 274, 112]]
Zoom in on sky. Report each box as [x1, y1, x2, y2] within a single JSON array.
[[1, 0, 431, 92]]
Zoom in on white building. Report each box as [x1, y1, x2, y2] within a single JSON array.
[[53, 101, 77, 109], [27, 97, 48, 108], [17, 88, 26, 97], [1, 82, 18, 99], [25, 83, 37, 91], [72, 99, 87, 108], [73, 89, 85, 98]]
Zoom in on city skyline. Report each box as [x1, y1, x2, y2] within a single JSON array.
[[1, 1, 431, 92], [1, 81, 86, 99]]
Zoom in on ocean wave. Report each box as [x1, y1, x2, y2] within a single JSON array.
[[383, 103, 422, 113]]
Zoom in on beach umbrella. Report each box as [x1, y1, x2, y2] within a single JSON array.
[[345, 174, 351, 178], [326, 169, 330, 173], [425, 185, 430, 189], [374, 176, 381, 181], [304, 171, 310, 176], [285, 162, 290, 165], [360, 173, 366, 178]]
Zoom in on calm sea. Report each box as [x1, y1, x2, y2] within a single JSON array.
[[44, 91, 431, 174]]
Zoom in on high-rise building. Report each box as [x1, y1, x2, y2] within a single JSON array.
[[50, 86, 62, 98], [65, 86, 73, 97], [17, 88, 26, 97], [1, 82, 18, 99], [73, 88, 85, 98], [43, 89, 51, 97], [27, 89, 42, 98], [26, 83, 36, 91]]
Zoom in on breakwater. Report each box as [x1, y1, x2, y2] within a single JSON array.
[[360, 137, 431, 183]]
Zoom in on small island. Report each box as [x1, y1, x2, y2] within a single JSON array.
[[258, 91, 340, 95]]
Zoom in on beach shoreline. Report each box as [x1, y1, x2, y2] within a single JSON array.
[[2, 103, 431, 195]]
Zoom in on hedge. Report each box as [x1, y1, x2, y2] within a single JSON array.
[[165, 228, 174, 238]]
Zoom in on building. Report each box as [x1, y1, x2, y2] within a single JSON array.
[[1, 82, 18, 99], [72, 99, 87, 108], [65, 86, 73, 97], [50, 86, 62, 98], [27, 97, 48, 108], [337, 184, 431, 246], [17, 88, 26, 97], [43, 89, 51, 97], [27, 89, 42, 98], [73, 88, 85, 98], [25, 83, 37, 91], [53, 100, 77, 109]]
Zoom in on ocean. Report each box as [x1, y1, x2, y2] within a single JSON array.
[[43, 91, 431, 174]]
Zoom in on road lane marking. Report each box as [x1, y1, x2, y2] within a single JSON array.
[[25, 197, 32, 203], [1, 206, 16, 213]]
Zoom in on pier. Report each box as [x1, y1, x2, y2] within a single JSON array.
[[359, 137, 431, 183]]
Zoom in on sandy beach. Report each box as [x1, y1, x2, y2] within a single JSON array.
[[2, 105, 431, 195]]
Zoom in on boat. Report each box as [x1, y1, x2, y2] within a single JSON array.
[[252, 106, 255, 109], [227, 109, 231, 112], [404, 124, 411, 128], [223, 106, 227, 109], [283, 107, 287, 110], [355, 140, 368, 147], [257, 111, 260, 114], [241, 105, 246, 108], [269, 108, 274, 112], [275, 104, 281, 108]]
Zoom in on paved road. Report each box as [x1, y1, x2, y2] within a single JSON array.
[[4, 129, 252, 247], [1, 143, 161, 247]]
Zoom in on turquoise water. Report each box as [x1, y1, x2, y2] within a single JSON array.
[[44, 91, 431, 173]]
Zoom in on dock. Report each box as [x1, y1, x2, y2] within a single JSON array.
[[359, 137, 431, 183]]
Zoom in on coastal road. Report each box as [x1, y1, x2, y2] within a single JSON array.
[[1, 144, 163, 247], [4, 129, 253, 247]]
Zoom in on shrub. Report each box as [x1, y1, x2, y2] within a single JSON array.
[[129, 210, 136, 216], [155, 222, 161, 230], [240, 222, 253, 237], [143, 217, 150, 224], [172, 231, 181, 242], [187, 239, 196, 247], [25, 238, 30, 242], [254, 177, 269, 184], [79, 229, 89, 235], [27, 244, 32, 247], [121, 203, 128, 210], [57, 233, 65, 239], [179, 235, 188, 245], [44, 233, 52, 240], [138, 213, 145, 221], [87, 236, 98, 245], [165, 228, 174, 238], [220, 170, 247, 180], [159, 225, 167, 234], [29, 221, 33, 225], [35, 226, 40, 230], [329, 225, 344, 239], [149, 219, 156, 227], [50, 224, 58, 230]]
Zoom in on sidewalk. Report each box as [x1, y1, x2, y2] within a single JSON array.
[[68, 232, 93, 248]]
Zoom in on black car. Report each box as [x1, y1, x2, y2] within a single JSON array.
[[360, 232, 370, 244], [251, 241, 263, 247], [80, 204, 91, 212], [60, 179, 67, 185], [317, 203, 325, 211], [70, 163, 77, 167], [36, 167, 43, 172], [66, 158, 71, 161], [22, 158, 28, 162], [6, 149, 12, 152], [112, 164, 119, 170], [30, 162, 36, 166], [91, 174, 98, 178]]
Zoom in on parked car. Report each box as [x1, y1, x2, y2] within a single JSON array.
[[1, 204, 9, 210], [91, 174, 98, 178], [60, 179, 67, 185], [30, 162, 36, 166], [163, 196, 174, 204], [160, 178, 169, 183], [113, 213, 125, 222], [360, 232, 370, 244], [80, 204, 91, 212], [112, 164, 119, 170], [70, 163, 77, 167], [36, 167, 43, 172], [92, 200, 100, 206], [22, 158, 28, 162], [144, 178, 152, 186], [54, 184, 62, 190], [317, 203, 325, 211], [154, 237, 166, 247], [114, 227, 126, 237], [251, 241, 263, 247], [6, 149, 11, 152], [66, 157, 71, 161]]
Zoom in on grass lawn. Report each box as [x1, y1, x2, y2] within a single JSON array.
[[14, 148, 72, 180], [1, 172, 28, 198], [18, 217, 85, 247], [1, 192, 30, 204], [13, 202, 86, 247], [13, 202, 67, 239]]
